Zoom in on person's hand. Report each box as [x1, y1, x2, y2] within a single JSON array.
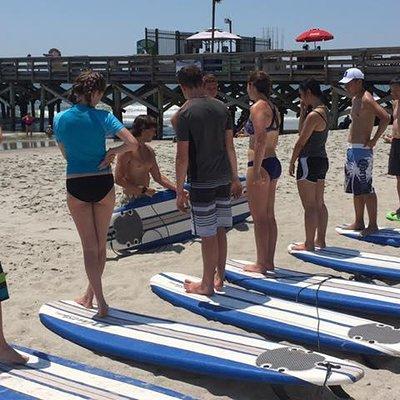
[[289, 162, 295, 177], [300, 100, 307, 116], [231, 178, 243, 199], [144, 187, 156, 197], [176, 189, 190, 213], [99, 148, 116, 169], [364, 137, 377, 149]]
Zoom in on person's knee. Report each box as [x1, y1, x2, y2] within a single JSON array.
[[304, 203, 317, 214], [253, 214, 269, 225], [82, 243, 99, 255]]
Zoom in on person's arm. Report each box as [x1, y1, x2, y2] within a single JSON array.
[[251, 104, 269, 184], [175, 141, 189, 212], [171, 109, 180, 131], [149, 148, 176, 191], [298, 101, 308, 132], [289, 112, 319, 176], [99, 127, 138, 169], [225, 128, 242, 198], [365, 98, 391, 148]]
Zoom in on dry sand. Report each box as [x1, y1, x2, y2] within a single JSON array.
[[1, 129, 399, 399]]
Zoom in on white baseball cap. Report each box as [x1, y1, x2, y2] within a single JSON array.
[[339, 68, 365, 84]]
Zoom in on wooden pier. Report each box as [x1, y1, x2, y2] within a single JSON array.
[[0, 46, 399, 136]]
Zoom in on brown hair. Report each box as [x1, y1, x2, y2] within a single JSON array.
[[248, 70, 272, 98], [203, 74, 218, 84], [70, 70, 106, 105], [177, 66, 203, 89], [131, 115, 157, 137]]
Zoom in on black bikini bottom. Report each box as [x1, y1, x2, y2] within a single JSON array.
[[66, 174, 114, 203]]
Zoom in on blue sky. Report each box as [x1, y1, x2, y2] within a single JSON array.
[[1, 0, 399, 56]]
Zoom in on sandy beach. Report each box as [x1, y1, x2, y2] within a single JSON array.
[[1, 128, 399, 400]]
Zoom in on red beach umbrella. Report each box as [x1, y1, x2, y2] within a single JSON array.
[[296, 28, 334, 43]]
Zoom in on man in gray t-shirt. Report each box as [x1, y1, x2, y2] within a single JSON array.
[[177, 97, 232, 184], [175, 66, 242, 296]]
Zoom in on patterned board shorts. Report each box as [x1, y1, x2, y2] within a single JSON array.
[[189, 182, 233, 238], [344, 145, 374, 195], [0, 262, 9, 302]]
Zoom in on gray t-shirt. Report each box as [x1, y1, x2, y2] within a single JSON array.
[[176, 97, 233, 184]]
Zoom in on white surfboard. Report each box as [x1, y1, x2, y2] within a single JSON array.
[[0, 345, 194, 400], [225, 259, 400, 317], [108, 179, 250, 254], [288, 244, 400, 281], [336, 226, 400, 247], [150, 272, 400, 357], [39, 301, 363, 387]]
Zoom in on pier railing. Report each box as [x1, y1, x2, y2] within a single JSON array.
[[0, 47, 399, 84]]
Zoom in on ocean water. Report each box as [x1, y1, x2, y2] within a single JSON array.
[[120, 104, 301, 137]]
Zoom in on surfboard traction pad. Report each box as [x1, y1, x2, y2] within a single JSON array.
[[348, 324, 400, 344], [112, 210, 144, 246], [255, 347, 328, 372]]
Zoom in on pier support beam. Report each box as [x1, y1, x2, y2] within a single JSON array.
[[113, 85, 122, 121], [9, 83, 16, 131], [330, 88, 340, 130], [157, 85, 164, 139]]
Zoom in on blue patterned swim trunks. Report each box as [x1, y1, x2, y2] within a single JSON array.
[[344, 144, 374, 195]]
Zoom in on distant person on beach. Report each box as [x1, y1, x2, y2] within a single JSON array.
[[243, 71, 281, 273], [175, 66, 242, 295], [22, 113, 35, 136], [339, 68, 390, 236], [0, 125, 3, 143], [0, 262, 28, 364], [386, 77, 400, 220], [289, 79, 329, 251], [54, 70, 138, 317], [171, 73, 219, 131], [203, 74, 218, 98], [45, 124, 53, 138], [115, 114, 176, 202]]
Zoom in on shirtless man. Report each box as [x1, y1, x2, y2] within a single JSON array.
[[339, 68, 390, 235], [115, 115, 176, 199], [387, 77, 400, 219]]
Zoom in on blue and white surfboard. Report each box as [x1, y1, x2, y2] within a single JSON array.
[[0, 345, 194, 400], [336, 226, 400, 248], [150, 273, 400, 357], [39, 301, 364, 386], [225, 259, 400, 317], [108, 178, 250, 254], [288, 244, 400, 282]]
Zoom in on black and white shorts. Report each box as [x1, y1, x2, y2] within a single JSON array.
[[296, 157, 329, 182], [189, 182, 232, 238]]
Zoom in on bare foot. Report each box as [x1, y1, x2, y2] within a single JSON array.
[[361, 225, 379, 237], [0, 344, 29, 365], [341, 223, 365, 231], [214, 272, 224, 292], [291, 243, 315, 252], [75, 294, 94, 309], [184, 279, 214, 296], [243, 263, 273, 274], [95, 302, 109, 318], [314, 241, 326, 248]]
